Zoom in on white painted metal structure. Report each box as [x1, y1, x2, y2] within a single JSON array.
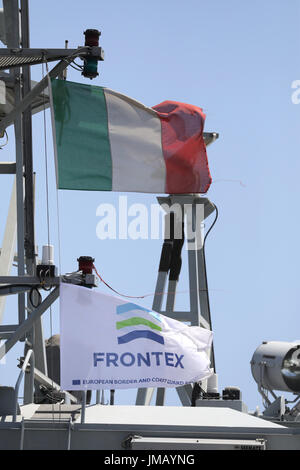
[[0, 0, 300, 451]]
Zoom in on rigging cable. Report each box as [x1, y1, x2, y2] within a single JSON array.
[[202, 202, 218, 373], [42, 59, 56, 417], [93, 264, 147, 299], [47, 67, 63, 277]]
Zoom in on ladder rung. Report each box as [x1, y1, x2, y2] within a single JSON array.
[[0, 162, 16, 174], [0, 324, 18, 338], [0, 332, 14, 339]]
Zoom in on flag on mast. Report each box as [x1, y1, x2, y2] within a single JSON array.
[[60, 283, 213, 391], [50, 79, 212, 194]]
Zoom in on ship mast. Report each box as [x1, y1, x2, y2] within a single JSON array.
[[0, 0, 103, 405], [0, 0, 218, 409]]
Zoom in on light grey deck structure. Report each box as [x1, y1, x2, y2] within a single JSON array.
[[0, 403, 299, 450]]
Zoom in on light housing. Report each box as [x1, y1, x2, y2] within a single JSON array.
[[251, 341, 300, 393], [82, 29, 101, 79]]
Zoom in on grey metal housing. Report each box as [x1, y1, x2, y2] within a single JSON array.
[[251, 341, 300, 393]]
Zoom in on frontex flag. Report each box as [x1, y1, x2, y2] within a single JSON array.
[[60, 283, 213, 391]]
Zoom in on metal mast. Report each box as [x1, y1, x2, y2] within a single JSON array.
[[0, 0, 220, 409], [0, 1, 300, 452], [0, 0, 104, 405]]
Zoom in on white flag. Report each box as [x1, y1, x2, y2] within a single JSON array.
[[60, 283, 213, 391]]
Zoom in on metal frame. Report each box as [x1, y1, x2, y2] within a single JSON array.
[[0, 52, 79, 135], [0, 177, 17, 323], [13, 348, 34, 421], [0, 163, 16, 173], [136, 195, 217, 406], [0, 286, 59, 362], [0, 275, 60, 286], [0, 0, 220, 420], [1, 0, 300, 453], [151, 195, 216, 328], [0, 0, 104, 408], [0, 47, 103, 70]]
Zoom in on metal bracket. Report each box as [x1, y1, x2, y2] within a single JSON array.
[[0, 286, 59, 362], [0, 46, 103, 134], [0, 46, 104, 70]]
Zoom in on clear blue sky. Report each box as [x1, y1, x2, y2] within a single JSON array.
[[1, 0, 300, 411]]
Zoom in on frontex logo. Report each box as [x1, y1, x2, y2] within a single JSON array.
[[116, 302, 165, 345]]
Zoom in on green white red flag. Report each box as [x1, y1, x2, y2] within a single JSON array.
[[50, 79, 212, 194]]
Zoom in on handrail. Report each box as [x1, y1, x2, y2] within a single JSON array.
[[13, 348, 35, 422]]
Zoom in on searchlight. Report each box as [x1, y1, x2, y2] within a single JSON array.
[[251, 341, 300, 393]]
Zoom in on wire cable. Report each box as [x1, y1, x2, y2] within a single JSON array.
[[42, 59, 56, 419], [201, 202, 218, 373], [92, 206, 219, 301], [203, 203, 218, 249], [93, 264, 147, 299], [42, 61, 51, 250], [29, 286, 42, 308]]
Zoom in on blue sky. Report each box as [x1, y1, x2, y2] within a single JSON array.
[[1, 0, 300, 411]]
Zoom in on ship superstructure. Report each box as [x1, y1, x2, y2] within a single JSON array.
[[0, 0, 299, 450]]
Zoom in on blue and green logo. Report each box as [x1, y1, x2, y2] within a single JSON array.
[[116, 303, 164, 345]]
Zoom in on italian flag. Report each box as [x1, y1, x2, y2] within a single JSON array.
[[50, 79, 212, 194]]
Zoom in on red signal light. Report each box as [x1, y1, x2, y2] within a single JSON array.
[[84, 29, 101, 47]]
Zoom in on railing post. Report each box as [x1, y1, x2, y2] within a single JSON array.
[[81, 390, 87, 424]]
